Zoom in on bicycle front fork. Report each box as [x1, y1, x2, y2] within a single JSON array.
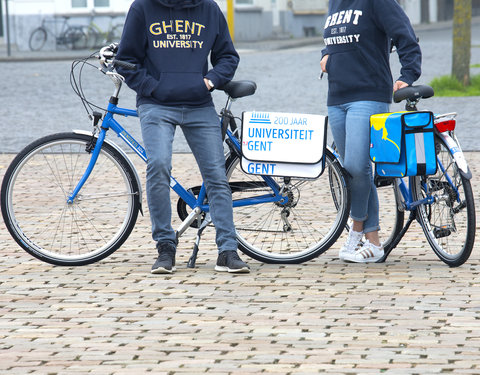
[[67, 128, 107, 204]]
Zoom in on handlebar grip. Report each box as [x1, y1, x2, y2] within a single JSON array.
[[113, 59, 136, 70]]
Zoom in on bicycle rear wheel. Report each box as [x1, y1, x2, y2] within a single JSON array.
[[411, 136, 475, 266], [29, 27, 47, 51], [1, 132, 141, 266], [225, 149, 351, 263]]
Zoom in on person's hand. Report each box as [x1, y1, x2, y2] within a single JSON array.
[[320, 55, 329, 73], [393, 80, 408, 92], [204, 78, 213, 90]]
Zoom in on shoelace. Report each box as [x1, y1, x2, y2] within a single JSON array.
[[344, 231, 362, 251], [229, 252, 241, 261], [158, 249, 175, 261]]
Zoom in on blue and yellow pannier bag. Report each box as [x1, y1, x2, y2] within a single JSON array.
[[370, 111, 437, 177]]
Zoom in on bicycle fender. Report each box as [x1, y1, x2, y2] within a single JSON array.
[[73, 130, 144, 213], [326, 145, 352, 179], [437, 132, 472, 180]]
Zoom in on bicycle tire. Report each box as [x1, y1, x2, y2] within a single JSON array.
[[330, 144, 404, 251], [225, 149, 351, 263], [29, 27, 47, 51], [1, 132, 141, 266], [411, 135, 475, 266]]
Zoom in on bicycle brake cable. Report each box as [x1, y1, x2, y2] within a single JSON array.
[[70, 51, 110, 118]]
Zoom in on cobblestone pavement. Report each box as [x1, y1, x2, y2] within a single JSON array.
[[1, 150, 479, 374]]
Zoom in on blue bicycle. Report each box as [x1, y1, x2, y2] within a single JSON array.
[[364, 85, 475, 266], [0, 47, 351, 266]]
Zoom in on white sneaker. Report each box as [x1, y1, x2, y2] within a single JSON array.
[[344, 240, 384, 263], [338, 229, 363, 260]]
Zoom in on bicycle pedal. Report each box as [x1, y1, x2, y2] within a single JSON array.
[[433, 227, 452, 239]]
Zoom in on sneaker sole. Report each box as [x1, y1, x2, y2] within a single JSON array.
[[343, 255, 383, 263], [215, 265, 250, 273], [338, 251, 355, 261], [151, 266, 176, 274]]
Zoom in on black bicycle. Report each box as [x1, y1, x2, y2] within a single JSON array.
[[29, 16, 87, 51]]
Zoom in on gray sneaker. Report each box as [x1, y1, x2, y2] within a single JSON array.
[[151, 242, 176, 274], [215, 251, 250, 273]]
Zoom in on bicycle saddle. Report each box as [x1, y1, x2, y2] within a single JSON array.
[[393, 85, 434, 103], [221, 80, 257, 99]]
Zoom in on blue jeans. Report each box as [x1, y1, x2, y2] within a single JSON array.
[[328, 101, 390, 234], [138, 103, 238, 252]]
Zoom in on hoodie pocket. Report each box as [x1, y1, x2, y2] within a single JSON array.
[[327, 49, 382, 94], [151, 72, 210, 103]]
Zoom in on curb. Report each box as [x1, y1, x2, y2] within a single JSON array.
[[0, 36, 325, 63]]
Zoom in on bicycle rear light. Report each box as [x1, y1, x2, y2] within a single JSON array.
[[434, 119, 456, 132]]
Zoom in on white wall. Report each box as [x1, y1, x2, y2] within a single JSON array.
[[398, 0, 421, 24], [9, 0, 132, 15], [10, 0, 55, 15]]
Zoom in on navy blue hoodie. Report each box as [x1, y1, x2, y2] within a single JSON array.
[[116, 0, 239, 107], [322, 0, 421, 106]]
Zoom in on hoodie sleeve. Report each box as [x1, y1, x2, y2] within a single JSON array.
[[373, 0, 422, 85], [116, 6, 158, 96], [204, 7, 239, 89]]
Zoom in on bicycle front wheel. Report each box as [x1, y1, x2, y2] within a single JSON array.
[[1, 133, 141, 266], [411, 136, 475, 266], [29, 27, 47, 51], [226, 149, 351, 263]]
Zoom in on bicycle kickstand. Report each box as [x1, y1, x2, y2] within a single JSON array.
[[187, 213, 212, 268]]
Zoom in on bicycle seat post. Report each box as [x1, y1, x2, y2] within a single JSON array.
[[405, 98, 419, 111]]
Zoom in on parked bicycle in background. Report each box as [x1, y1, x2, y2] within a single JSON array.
[[81, 11, 124, 49], [29, 16, 88, 51]]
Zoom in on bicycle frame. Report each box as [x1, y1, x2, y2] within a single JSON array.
[[393, 128, 468, 212], [67, 98, 285, 233], [42, 17, 72, 44], [395, 177, 433, 210]]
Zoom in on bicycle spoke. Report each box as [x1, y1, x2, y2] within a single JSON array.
[[2, 134, 140, 265], [226, 150, 350, 263], [412, 135, 475, 266]]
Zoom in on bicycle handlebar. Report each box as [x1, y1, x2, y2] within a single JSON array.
[[99, 44, 136, 71], [112, 59, 136, 70]]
